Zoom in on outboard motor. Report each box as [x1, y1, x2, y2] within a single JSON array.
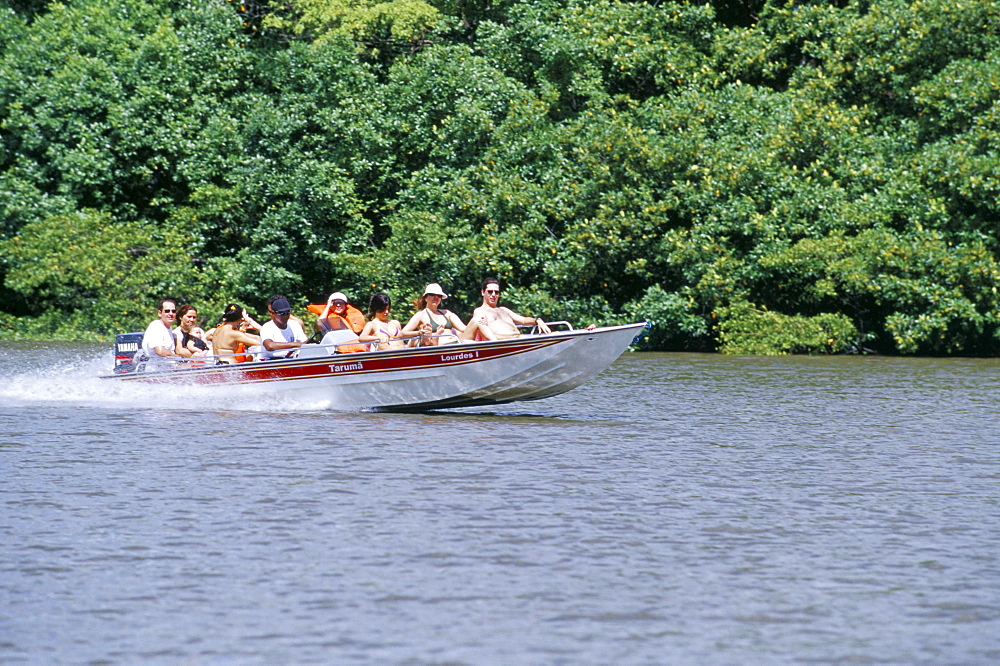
[[114, 332, 144, 374]]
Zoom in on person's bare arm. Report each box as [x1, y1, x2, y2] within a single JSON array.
[[446, 311, 467, 333], [402, 312, 427, 335], [236, 331, 261, 347], [358, 320, 380, 343], [506, 308, 550, 334], [175, 336, 193, 357]]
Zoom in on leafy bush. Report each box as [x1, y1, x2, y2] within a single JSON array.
[[0, 210, 229, 338], [718, 302, 858, 356]]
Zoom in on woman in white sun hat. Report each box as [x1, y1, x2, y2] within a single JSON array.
[[402, 282, 497, 346]]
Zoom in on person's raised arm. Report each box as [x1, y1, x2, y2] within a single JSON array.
[[318, 294, 339, 321], [241, 309, 262, 330]]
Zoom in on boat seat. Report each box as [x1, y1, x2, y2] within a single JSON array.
[[320, 329, 364, 354], [295, 344, 333, 359]]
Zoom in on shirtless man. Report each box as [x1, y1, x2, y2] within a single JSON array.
[[211, 303, 262, 364], [471, 277, 551, 339]]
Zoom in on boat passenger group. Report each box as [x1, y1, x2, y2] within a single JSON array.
[[139, 278, 560, 365]]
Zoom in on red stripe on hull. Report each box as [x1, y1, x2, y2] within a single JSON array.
[[113, 338, 563, 386]]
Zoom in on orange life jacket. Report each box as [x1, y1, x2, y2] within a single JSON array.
[[307, 303, 366, 333], [307, 303, 367, 353]]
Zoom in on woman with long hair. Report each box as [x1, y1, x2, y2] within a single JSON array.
[[358, 293, 421, 350], [401, 283, 496, 346]]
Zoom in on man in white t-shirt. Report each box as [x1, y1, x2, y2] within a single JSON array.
[[141, 299, 179, 357], [259, 296, 307, 360]]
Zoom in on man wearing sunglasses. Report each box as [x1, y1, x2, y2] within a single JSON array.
[[471, 277, 551, 339], [259, 295, 308, 360], [141, 299, 180, 358]]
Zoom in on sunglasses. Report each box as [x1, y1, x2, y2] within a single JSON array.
[[274, 310, 291, 316], [485, 289, 501, 295], [162, 309, 176, 313]]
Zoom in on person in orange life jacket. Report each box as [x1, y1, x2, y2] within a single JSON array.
[[317, 291, 365, 335], [141, 299, 179, 358], [260, 296, 308, 360]]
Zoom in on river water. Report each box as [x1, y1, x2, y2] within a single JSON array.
[[1, 342, 998, 664]]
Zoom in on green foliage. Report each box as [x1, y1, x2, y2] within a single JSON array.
[[0, 209, 231, 338], [378, 44, 526, 171], [758, 229, 1000, 354], [624, 284, 709, 351], [718, 302, 857, 356], [478, 0, 714, 116], [911, 48, 1000, 140], [264, 0, 440, 58], [3, 0, 1000, 355], [374, 206, 476, 294], [719, 0, 1000, 108], [0, 0, 251, 231]]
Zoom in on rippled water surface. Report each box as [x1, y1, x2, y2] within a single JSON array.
[[2, 342, 999, 663]]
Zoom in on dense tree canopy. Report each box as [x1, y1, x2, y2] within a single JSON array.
[[1, 0, 999, 354]]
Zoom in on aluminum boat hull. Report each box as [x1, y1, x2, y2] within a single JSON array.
[[102, 323, 647, 411]]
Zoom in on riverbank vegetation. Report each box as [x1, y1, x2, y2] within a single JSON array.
[[2, 0, 998, 353]]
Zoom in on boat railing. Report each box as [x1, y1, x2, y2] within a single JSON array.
[[117, 321, 583, 372], [518, 320, 574, 333], [296, 323, 576, 357]]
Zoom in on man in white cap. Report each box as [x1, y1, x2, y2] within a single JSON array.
[[259, 294, 308, 360]]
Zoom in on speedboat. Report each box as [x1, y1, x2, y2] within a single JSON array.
[[103, 322, 649, 411]]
